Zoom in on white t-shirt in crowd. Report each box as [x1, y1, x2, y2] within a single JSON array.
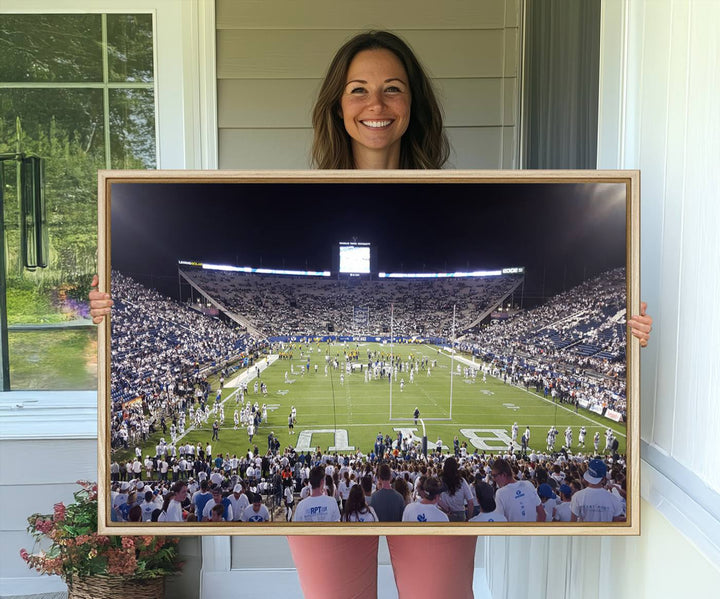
[[495, 480, 542, 522], [402, 501, 450, 523], [242, 504, 270, 522], [468, 509, 507, 523], [228, 493, 250, 521], [293, 494, 341, 522], [570, 487, 623, 522], [553, 501, 573, 522], [343, 506, 378, 522]]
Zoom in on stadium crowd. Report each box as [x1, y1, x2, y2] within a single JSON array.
[[458, 268, 628, 415], [110, 439, 627, 524], [110, 271, 263, 449], [180, 268, 522, 338]]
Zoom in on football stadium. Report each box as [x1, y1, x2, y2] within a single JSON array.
[[106, 179, 630, 523]]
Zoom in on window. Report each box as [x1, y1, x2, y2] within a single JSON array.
[[0, 13, 156, 390]]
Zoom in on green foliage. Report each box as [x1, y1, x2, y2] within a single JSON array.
[[5, 282, 59, 324], [0, 15, 103, 83], [1, 12, 155, 345], [1, 110, 100, 310], [20, 481, 182, 582], [8, 328, 97, 390]]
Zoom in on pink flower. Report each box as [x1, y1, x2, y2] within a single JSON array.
[[107, 548, 137, 576], [34, 518, 54, 534], [19, 549, 29, 562], [53, 503, 66, 522], [121, 537, 135, 550]]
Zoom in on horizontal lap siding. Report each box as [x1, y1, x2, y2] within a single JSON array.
[[216, 1, 516, 30], [216, 0, 521, 169], [219, 79, 516, 128], [217, 30, 511, 79], [0, 439, 97, 579]]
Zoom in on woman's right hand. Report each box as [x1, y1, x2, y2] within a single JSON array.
[[89, 274, 113, 324]]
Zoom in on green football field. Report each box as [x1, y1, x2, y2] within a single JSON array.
[[114, 341, 627, 463]]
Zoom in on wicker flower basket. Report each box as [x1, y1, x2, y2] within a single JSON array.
[[67, 575, 165, 599]]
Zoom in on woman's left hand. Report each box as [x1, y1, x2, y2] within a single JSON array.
[[89, 274, 113, 324], [627, 301, 652, 348]]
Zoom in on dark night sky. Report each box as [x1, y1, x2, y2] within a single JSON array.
[[110, 181, 627, 304]]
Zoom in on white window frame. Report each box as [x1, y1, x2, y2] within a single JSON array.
[[0, 0, 217, 437], [0, 0, 218, 169]]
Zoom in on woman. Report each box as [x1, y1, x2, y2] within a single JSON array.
[[156, 490, 174, 523], [392, 476, 412, 506], [468, 481, 507, 523], [438, 456, 475, 521], [337, 470, 354, 511], [90, 29, 653, 599], [287, 32, 479, 598], [209, 502, 225, 523], [341, 484, 378, 523], [325, 474, 341, 510], [310, 30, 448, 170]]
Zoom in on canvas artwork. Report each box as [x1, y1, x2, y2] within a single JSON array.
[[97, 170, 640, 535]]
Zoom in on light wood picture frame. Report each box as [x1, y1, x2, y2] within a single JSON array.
[[97, 169, 640, 536]]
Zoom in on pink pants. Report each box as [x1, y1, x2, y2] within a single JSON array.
[[287, 535, 477, 599]]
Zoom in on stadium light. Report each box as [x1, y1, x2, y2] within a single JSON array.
[[178, 260, 331, 277], [378, 269, 522, 279]]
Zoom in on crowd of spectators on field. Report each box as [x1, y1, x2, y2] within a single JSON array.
[[110, 271, 263, 449], [457, 269, 628, 414], [180, 268, 522, 338], [110, 439, 627, 524]]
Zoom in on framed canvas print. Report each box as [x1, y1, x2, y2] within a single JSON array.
[[97, 170, 640, 536]]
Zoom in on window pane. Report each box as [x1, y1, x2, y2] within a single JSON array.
[[1, 12, 157, 391], [0, 14, 103, 82], [107, 14, 154, 83], [0, 88, 106, 160], [2, 88, 104, 391], [1, 88, 105, 278], [110, 89, 157, 169], [8, 329, 97, 390]]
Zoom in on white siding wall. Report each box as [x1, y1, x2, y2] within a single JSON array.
[[600, 0, 720, 493], [0, 394, 97, 596], [486, 1, 720, 596], [0, 398, 203, 599], [216, 0, 521, 169]]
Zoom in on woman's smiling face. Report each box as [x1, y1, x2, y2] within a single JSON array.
[[340, 49, 411, 167]]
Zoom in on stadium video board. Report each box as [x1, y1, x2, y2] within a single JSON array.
[[339, 242, 371, 275], [97, 170, 640, 536]]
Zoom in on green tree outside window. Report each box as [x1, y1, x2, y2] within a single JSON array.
[[0, 13, 156, 390]]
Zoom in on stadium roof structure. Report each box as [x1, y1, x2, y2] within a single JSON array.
[[178, 260, 331, 277], [379, 267, 524, 278], [179, 260, 524, 279]]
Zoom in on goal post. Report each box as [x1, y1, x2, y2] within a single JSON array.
[[387, 303, 454, 422]]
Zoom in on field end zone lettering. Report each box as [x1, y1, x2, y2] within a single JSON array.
[[393, 428, 444, 450], [460, 429, 513, 451], [295, 429, 355, 452]]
